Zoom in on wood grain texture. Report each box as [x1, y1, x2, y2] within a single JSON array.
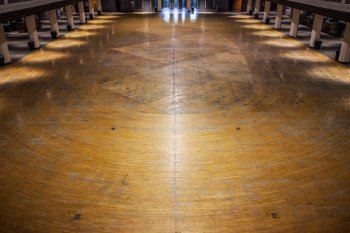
[[0, 12, 350, 233]]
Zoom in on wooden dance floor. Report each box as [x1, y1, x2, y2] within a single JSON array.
[[0, 12, 350, 232]]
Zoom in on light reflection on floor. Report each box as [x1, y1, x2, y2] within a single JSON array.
[[161, 8, 198, 23], [1, 12, 350, 233]]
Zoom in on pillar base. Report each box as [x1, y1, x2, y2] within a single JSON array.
[[0, 55, 5, 66], [98, 10, 102, 15], [337, 61, 350, 64], [264, 17, 270, 24], [313, 40, 322, 50], [67, 24, 72, 31], [254, 13, 259, 19], [335, 50, 350, 63], [27, 41, 37, 50], [50, 31, 58, 39]]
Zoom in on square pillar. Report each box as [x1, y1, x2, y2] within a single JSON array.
[[88, 0, 95, 19], [289, 9, 300, 38], [49, 9, 59, 37], [0, 23, 11, 64], [263, 1, 271, 23], [65, 5, 74, 29], [254, 0, 261, 18], [186, 0, 190, 11], [97, 0, 102, 15], [247, 0, 252, 14], [309, 14, 324, 48], [158, 0, 162, 11], [25, 15, 40, 49], [274, 4, 283, 29], [78, 1, 86, 23], [339, 22, 350, 63]]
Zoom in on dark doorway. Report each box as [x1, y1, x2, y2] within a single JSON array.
[[229, 0, 233, 11], [116, 0, 121, 11]]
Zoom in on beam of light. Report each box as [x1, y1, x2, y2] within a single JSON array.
[[20, 50, 70, 64], [79, 24, 107, 30], [97, 15, 121, 19], [88, 19, 114, 24], [307, 65, 350, 85], [234, 19, 260, 24], [229, 14, 254, 19], [132, 12, 156, 14], [0, 66, 47, 85], [281, 50, 330, 63], [260, 39, 304, 48], [65, 31, 97, 39], [45, 39, 88, 49], [240, 23, 271, 30], [251, 30, 284, 38], [198, 12, 216, 14]]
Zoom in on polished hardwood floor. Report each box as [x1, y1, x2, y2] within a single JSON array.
[[0, 11, 350, 233]]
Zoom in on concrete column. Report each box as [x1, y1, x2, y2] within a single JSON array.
[[78, 1, 86, 23], [97, 0, 102, 15], [274, 4, 283, 29], [49, 9, 59, 37], [254, 0, 261, 18], [65, 5, 75, 29], [25, 15, 40, 49], [158, 0, 162, 11], [187, 0, 191, 11], [88, 0, 95, 18], [263, 1, 271, 23], [309, 14, 324, 48], [289, 8, 300, 38], [247, 0, 252, 14], [339, 22, 350, 63], [0, 23, 11, 64]]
